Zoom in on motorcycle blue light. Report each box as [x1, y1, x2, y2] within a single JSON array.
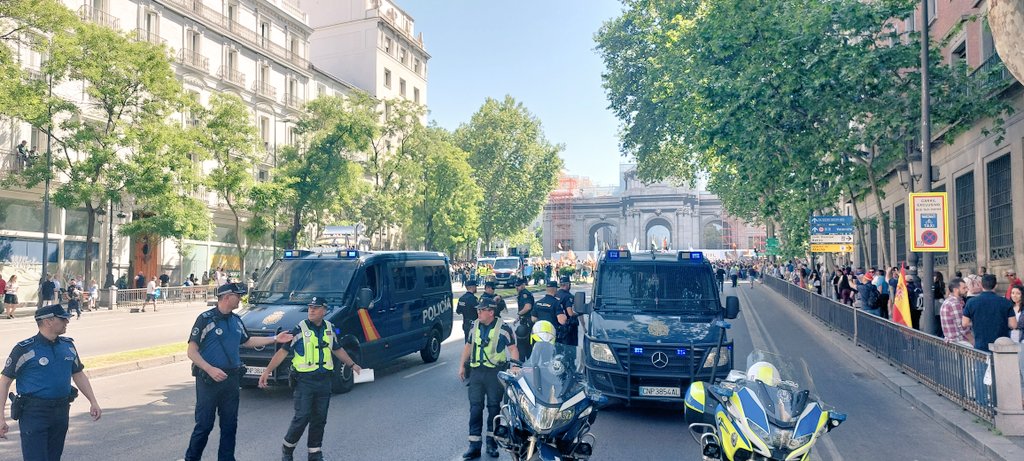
[[632, 346, 644, 355], [676, 349, 687, 356]]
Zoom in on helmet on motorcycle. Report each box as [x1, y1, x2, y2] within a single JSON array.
[[747, 361, 781, 386], [531, 321, 556, 344]]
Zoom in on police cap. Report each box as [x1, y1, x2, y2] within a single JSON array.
[[308, 296, 327, 308], [546, 280, 559, 288], [477, 297, 497, 310], [35, 304, 72, 320], [465, 279, 478, 287], [216, 282, 248, 297], [484, 281, 497, 289], [515, 277, 527, 286], [559, 276, 571, 284]]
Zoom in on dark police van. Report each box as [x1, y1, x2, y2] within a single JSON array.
[[238, 249, 453, 393], [575, 250, 739, 404]]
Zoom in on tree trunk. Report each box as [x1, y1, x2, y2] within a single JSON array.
[[288, 206, 302, 249], [84, 203, 96, 286], [865, 147, 892, 268], [847, 186, 869, 269], [232, 209, 247, 278]]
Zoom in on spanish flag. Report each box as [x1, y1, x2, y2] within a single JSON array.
[[891, 265, 912, 327]]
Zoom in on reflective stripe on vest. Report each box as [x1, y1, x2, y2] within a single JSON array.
[[292, 320, 335, 373], [470, 321, 506, 368]]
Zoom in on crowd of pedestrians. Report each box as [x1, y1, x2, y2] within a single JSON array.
[[449, 257, 597, 287]]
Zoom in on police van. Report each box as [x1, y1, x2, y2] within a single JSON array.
[[238, 249, 454, 393], [574, 250, 739, 404]]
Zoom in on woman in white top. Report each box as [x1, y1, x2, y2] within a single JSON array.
[[4, 274, 19, 318]]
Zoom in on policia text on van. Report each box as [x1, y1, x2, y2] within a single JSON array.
[[237, 250, 454, 393], [576, 250, 740, 404]]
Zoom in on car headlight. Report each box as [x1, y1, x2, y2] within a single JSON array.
[[589, 342, 617, 364], [518, 394, 575, 431], [702, 349, 730, 368]]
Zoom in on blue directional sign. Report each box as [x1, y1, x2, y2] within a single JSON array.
[[809, 216, 853, 226], [811, 225, 855, 235]]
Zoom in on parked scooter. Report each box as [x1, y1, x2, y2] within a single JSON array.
[[492, 340, 603, 461]]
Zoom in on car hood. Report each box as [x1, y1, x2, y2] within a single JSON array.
[[588, 310, 721, 344], [239, 303, 321, 332]]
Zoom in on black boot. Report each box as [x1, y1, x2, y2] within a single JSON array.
[[281, 445, 295, 461], [485, 445, 499, 458], [462, 443, 482, 460], [307, 451, 324, 461]]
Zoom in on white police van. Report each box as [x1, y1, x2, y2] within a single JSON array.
[[238, 249, 453, 393]]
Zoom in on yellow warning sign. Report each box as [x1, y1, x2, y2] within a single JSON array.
[[810, 244, 855, 253]]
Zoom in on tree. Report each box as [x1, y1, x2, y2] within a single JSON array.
[[17, 22, 183, 286], [197, 93, 274, 276], [454, 96, 563, 248], [0, 0, 76, 119], [278, 95, 375, 248], [406, 126, 482, 254]]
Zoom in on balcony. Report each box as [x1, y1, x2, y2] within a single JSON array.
[[78, 6, 120, 30], [177, 49, 209, 72], [252, 81, 277, 100], [971, 54, 1017, 89], [284, 93, 305, 109], [217, 66, 246, 88], [135, 28, 165, 45]]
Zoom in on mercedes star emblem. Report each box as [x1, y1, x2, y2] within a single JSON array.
[[651, 351, 669, 369]]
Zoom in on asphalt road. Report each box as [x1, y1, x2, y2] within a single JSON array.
[[0, 281, 993, 460]]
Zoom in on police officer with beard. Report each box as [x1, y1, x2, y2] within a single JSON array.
[[457, 298, 520, 459], [480, 281, 506, 317], [457, 279, 480, 338], [555, 276, 577, 345], [514, 277, 535, 360]]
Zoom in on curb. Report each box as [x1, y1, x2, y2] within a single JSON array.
[[84, 352, 190, 379], [761, 283, 1024, 461]]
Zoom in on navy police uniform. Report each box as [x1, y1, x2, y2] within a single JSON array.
[[457, 280, 480, 338], [514, 279, 536, 359], [464, 298, 516, 459], [480, 284, 506, 317], [185, 288, 250, 461], [2, 305, 83, 461], [532, 282, 561, 326], [556, 277, 577, 346]]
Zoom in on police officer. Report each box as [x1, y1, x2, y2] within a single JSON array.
[[514, 277, 535, 360], [532, 281, 563, 327], [0, 304, 102, 461], [185, 282, 293, 461], [259, 297, 361, 461], [555, 276, 578, 346], [457, 298, 520, 459], [480, 281, 506, 317], [457, 279, 480, 339]]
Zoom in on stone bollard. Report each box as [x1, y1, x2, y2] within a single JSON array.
[[101, 287, 117, 310], [990, 337, 1024, 435]]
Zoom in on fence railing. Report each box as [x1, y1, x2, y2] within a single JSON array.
[[764, 275, 996, 422], [112, 285, 216, 310]]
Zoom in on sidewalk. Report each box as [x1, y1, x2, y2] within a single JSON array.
[[760, 281, 1024, 461]]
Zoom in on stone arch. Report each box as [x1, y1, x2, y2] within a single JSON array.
[[703, 220, 724, 249], [645, 217, 673, 250], [587, 222, 619, 251]]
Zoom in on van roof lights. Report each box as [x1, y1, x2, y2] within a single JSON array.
[[678, 251, 704, 261], [605, 250, 631, 260], [337, 250, 360, 259], [283, 249, 313, 259]]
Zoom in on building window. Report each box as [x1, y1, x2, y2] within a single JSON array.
[[400, 47, 407, 65], [384, 36, 392, 54], [384, 68, 391, 88], [950, 40, 966, 67], [414, 58, 421, 74], [317, 83, 326, 97], [413, 87, 420, 103], [894, 204, 906, 266], [982, 21, 995, 61], [186, 29, 201, 52], [869, 221, 878, 268], [399, 78, 406, 96], [257, 168, 268, 182], [955, 172, 976, 264], [987, 154, 1014, 260], [927, 0, 936, 23], [259, 116, 270, 147], [906, 13, 916, 33], [259, 21, 271, 46]]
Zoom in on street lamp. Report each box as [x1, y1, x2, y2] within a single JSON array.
[[100, 200, 128, 288], [39, 53, 54, 307]]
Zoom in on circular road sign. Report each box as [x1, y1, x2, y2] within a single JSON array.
[[921, 230, 939, 246]]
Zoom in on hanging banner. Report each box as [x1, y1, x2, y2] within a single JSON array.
[[909, 192, 949, 252]]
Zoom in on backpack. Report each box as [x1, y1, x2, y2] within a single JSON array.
[[866, 285, 879, 308]]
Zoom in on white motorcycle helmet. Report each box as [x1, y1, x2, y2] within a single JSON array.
[[747, 361, 781, 386], [531, 320, 557, 345]]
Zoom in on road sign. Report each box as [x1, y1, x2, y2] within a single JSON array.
[[810, 244, 855, 253], [810, 225, 855, 235], [910, 192, 949, 252], [765, 237, 780, 256], [809, 216, 853, 226], [810, 234, 854, 244]]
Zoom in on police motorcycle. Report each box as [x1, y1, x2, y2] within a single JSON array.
[[684, 344, 847, 461], [492, 321, 603, 461]]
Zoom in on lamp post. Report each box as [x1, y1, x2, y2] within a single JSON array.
[[919, 0, 936, 335], [39, 58, 54, 308], [102, 200, 127, 288]]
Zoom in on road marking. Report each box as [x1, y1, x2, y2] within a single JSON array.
[[404, 361, 447, 379]]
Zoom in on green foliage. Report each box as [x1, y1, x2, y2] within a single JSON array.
[[454, 96, 563, 247], [0, 0, 77, 120]]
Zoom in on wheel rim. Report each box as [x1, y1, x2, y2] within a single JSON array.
[[430, 333, 440, 357]]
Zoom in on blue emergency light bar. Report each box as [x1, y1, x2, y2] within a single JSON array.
[[678, 251, 704, 261], [283, 249, 313, 259], [606, 250, 631, 260], [338, 250, 359, 259]]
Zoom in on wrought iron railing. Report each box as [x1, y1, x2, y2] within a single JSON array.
[[135, 28, 165, 45], [284, 93, 305, 109], [113, 285, 216, 310], [177, 49, 210, 72], [253, 80, 277, 99], [218, 66, 246, 88], [78, 6, 120, 29], [972, 53, 1016, 88], [764, 275, 996, 422]]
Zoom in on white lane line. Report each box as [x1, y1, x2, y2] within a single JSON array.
[[404, 361, 448, 379]]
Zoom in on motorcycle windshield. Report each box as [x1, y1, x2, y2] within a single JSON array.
[[522, 342, 584, 405], [741, 350, 813, 425]]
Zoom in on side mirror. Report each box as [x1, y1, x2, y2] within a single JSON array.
[[574, 292, 590, 314], [356, 287, 373, 309], [725, 296, 740, 319], [709, 384, 734, 399], [826, 411, 847, 432]]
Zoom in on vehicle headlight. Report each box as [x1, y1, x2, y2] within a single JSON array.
[[747, 419, 770, 445], [768, 429, 792, 449], [788, 432, 812, 449], [589, 342, 617, 365], [702, 349, 730, 368], [518, 394, 575, 431]]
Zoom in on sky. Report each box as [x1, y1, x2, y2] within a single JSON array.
[[400, 0, 627, 186]]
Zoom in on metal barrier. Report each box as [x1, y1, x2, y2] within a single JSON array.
[[114, 285, 215, 310], [763, 275, 996, 423]]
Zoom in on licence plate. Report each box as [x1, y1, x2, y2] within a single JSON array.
[[245, 366, 266, 376], [639, 386, 680, 397]]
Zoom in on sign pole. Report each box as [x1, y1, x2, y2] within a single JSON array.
[[919, 0, 936, 335]]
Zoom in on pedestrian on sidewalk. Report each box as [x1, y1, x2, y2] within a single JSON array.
[[66, 280, 82, 320], [939, 278, 971, 346], [259, 297, 361, 461], [40, 274, 56, 304], [5, 275, 19, 319], [0, 273, 6, 319], [962, 274, 1016, 406], [184, 282, 293, 461], [142, 277, 158, 312], [0, 304, 103, 460], [1005, 270, 1022, 300]]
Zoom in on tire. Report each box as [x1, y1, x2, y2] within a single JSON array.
[[420, 327, 443, 363], [331, 349, 361, 394]]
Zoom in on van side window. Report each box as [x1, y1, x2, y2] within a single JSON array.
[[391, 265, 417, 292], [423, 265, 447, 288], [364, 265, 379, 298]]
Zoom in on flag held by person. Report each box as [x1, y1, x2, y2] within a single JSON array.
[[891, 264, 912, 327]]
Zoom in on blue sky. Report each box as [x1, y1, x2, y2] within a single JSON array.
[[400, 0, 626, 186]]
